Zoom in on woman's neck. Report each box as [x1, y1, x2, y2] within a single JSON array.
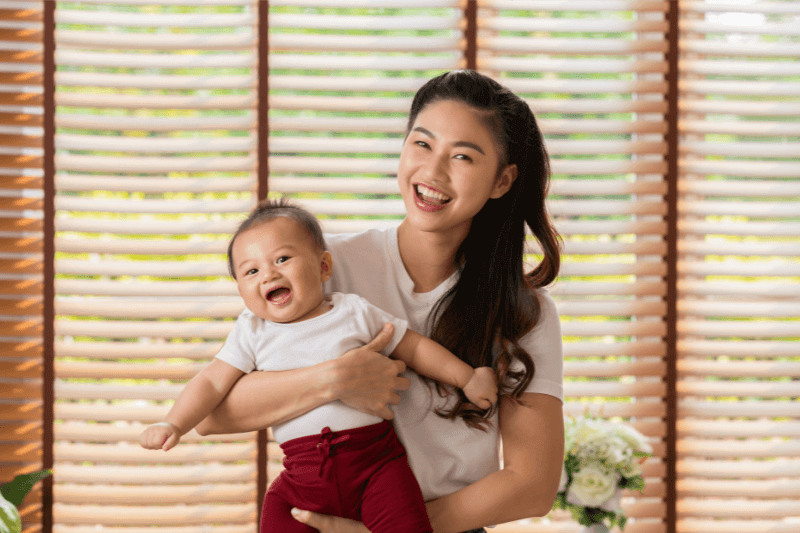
[[397, 220, 467, 294]]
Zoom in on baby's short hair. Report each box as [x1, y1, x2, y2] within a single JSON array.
[[227, 197, 327, 279]]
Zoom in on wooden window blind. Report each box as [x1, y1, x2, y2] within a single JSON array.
[[0, 1, 46, 532], [478, 1, 670, 531], [52, 2, 259, 532], [675, 1, 800, 533]]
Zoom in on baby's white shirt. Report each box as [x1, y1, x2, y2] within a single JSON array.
[[215, 292, 409, 444]]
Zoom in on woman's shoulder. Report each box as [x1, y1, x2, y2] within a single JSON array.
[[324, 227, 391, 252]]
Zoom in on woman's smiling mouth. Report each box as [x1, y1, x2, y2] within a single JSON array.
[[414, 183, 452, 206]]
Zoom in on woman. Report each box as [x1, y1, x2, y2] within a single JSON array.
[[197, 70, 565, 533]]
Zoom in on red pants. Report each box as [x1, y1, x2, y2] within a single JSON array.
[[261, 420, 431, 533]]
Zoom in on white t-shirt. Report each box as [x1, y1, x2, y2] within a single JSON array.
[[215, 292, 409, 444], [324, 226, 564, 501]]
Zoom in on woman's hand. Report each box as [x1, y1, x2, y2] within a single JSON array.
[[333, 323, 411, 420], [290, 508, 369, 533]]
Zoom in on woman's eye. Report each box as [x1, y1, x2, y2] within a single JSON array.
[[415, 140, 430, 149], [454, 154, 472, 162]]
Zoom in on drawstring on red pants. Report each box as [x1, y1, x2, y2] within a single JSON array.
[[316, 426, 351, 478]]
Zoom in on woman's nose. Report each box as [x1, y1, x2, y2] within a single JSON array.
[[424, 154, 449, 183]]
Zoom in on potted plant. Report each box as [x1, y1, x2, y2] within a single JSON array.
[[552, 415, 652, 532], [1, 470, 52, 533]]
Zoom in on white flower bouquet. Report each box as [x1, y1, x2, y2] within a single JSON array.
[[552, 415, 653, 532]]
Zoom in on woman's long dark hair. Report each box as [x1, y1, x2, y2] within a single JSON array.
[[408, 70, 561, 429]]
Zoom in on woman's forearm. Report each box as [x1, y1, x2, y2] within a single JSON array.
[[196, 361, 338, 435], [425, 393, 564, 533]]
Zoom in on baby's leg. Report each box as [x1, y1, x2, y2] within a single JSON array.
[[260, 474, 318, 533], [359, 455, 432, 533]]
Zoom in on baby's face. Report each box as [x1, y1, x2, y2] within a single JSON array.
[[231, 217, 332, 323]]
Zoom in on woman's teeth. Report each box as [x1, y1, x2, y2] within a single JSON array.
[[415, 184, 451, 205]]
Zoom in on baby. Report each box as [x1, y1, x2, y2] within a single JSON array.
[[139, 198, 497, 533]]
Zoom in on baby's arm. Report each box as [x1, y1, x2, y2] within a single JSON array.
[[140, 359, 244, 451], [391, 330, 497, 409]]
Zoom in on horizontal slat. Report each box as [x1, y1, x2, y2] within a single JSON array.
[[564, 360, 665, 377], [678, 439, 800, 458], [55, 259, 228, 277], [57, 114, 256, 132], [678, 360, 800, 378], [559, 261, 666, 276], [270, 13, 458, 30], [481, 56, 668, 75], [271, 33, 461, 52], [56, 298, 243, 319], [681, 0, 800, 14], [57, 279, 236, 297], [562, 341, 665, 358], [55, 402, 167, 422], [560, 320, 666, 338], [55, 12, 255, 27], [482, 36, 668, 55], [55, 423, 249, 442], [679, 241, 800, 259], [55, 237, 227, 255], [679, 59, 800, 77], [55, 320, 233, 339], [53, 528, 253, 533], [679, 159, 800, 178], [678, 320, 800, 338], [55, 175, 254, 193], [56, 154, 255, 173], [480, 16, 668, 33], [676, 519, 799, 533], [677, 340, 797, 358], [677, 420, 800, 438], [54, 483, 255, 505], [680, 39, 800, 58], [679, 221, 800, 238], [563, 401, 665, 418], [681, 18, 800, 37], [56, 50, 255, 69], [56, 32, 256, 51], [53, 464, 255, 484], [676, 499, 800, 519], [503, 77, 668, 95], [677, 459, 800, 478], [556, 300, 666, 317], [57, 92, 255, 109], [680, 99, 800, 117], [56, 382, 184, 401], [678, 300, 800, 318], [482, 0, 668, 11], [678, 259, 799, 276], [679, 399, 798, 418], [55, 442, 255, 463], [53, 503, 255, 525], [57, 133, 255, 153], [678, 478, 800, 498], [57, 360, 205, 380], [269, 53, 461, 72], [677, 381, 799, 398], [678, 179, 800, 197], [553, 281, 666, 296], [56, 196, 253, 214], [565, 381, 665, 398], [681, 140, 800, 158], [57, 72, 256, 90]]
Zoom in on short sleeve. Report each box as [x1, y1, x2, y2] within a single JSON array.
[[351, 296, 409, 356], [215, 312, 258, 374], [515, 289, 564, 401]]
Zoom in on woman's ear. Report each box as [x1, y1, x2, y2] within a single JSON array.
[[320, 251, 333, 282], [490, 164, 518, 199]]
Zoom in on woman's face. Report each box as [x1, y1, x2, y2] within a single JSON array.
[[398, 99, 516, 237]]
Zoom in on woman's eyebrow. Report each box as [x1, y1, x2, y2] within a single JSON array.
[[411, 126, 485, 155]]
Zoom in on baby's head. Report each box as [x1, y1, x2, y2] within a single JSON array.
[[228, 198, 333, 323]]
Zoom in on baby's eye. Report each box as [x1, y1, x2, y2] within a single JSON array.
[[246, 268, 258, 276], [276, 256, 290, 264]]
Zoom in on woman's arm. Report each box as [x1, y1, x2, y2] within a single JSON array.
[[424, 392, 564, 532], [196, 323, 410, 435]]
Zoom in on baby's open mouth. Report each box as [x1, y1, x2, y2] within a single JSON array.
[[415, 184, 452, 206], [267, 287, 291, 304]]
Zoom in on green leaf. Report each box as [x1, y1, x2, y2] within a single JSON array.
[[0, 470, 52, 508], [0, 491, 21, 533]]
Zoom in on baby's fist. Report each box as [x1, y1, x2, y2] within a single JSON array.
[[139, 422, 181, 451], [463, 367, 498, 410]]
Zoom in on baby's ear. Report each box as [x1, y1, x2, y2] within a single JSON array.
[[320, 251, 333, 282]]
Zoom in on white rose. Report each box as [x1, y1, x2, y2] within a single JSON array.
[[570, 418, 605, 454], [615, 424, 653, 455], [600, 487, 623, 512], [566, 466, 618, 508], [558, 464, 569, 492], [619, 456, 643, 478]]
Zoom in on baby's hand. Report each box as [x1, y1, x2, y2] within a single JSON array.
[[139, 422, 182, 451], [462, 367, 498, 410]]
